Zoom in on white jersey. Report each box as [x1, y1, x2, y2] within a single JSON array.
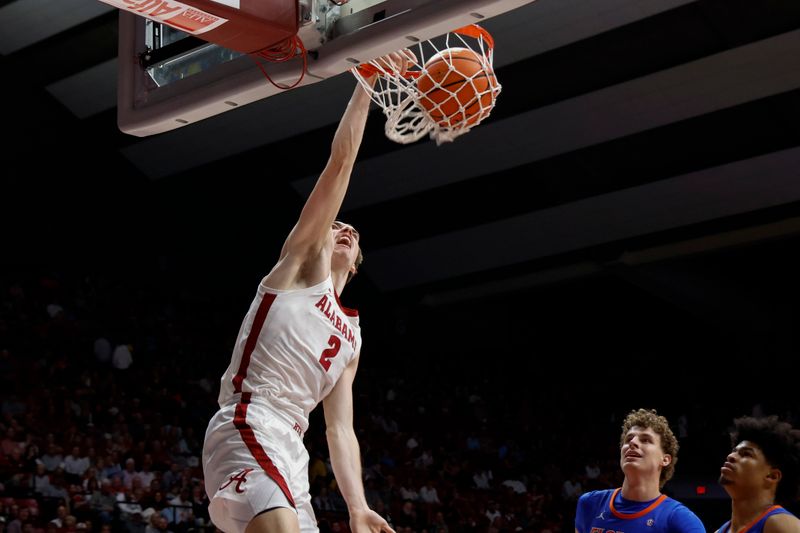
[[217, 276, 361, 432]]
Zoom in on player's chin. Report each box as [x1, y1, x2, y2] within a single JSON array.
[[331, 247, 351, 263], [620, 460, 644, 474]]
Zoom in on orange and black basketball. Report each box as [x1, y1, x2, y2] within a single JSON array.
[[416, 47, 498, 128]]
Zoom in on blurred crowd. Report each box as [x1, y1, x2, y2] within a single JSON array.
[[1, 266, 796, 532]]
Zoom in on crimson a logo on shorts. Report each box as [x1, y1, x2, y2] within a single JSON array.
[[219, 468, 254, 493]]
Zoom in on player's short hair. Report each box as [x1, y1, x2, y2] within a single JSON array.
[[732, 416, 800, 504], [620, 408, 679, 487], [347, 248, 363, 284]]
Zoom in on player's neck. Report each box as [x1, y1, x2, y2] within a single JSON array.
[[620, 476, 661, 501], [729, 494, 776, 532], [331, 269, 348, 296]]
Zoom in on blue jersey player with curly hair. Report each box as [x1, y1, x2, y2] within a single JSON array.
[[575, 408, 704, 533]]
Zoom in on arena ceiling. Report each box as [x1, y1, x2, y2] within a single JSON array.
[[3, 0, 800, 343]]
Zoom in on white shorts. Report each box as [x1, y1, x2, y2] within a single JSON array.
[[203, 396, 317, 533]]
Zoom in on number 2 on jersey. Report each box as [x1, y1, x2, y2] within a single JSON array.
[[319, 335, 341, 371]]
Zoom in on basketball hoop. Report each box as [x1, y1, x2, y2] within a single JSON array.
[[351, 25, 501, 145]]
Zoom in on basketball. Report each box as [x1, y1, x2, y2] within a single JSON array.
[[416, 47, 498, 128]]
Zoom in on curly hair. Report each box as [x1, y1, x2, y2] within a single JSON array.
[[732, 416, 800, 504], [620, 409, 679, 487]]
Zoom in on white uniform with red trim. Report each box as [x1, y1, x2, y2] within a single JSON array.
[[203, 277, 361, 533]]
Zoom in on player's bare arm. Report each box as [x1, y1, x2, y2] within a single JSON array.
[[323, 355, 395, 533], [765, 514, 800, 533], [264, 51, 413, 292]]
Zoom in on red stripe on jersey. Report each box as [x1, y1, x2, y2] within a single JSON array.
[[723, 505, 783, 533], [609, 488, 668, 519], [333, 290, 358, 317], [232, 292, 277, 393], [233, 396, 296, 508]]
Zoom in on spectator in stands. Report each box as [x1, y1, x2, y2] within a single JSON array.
[[40, 445, 62, 473], [313, 487, 336, 512], [91, 479, 116, 524], [399, 478, 418, 502], [48, 505, 68, 528], [585, 460, 601, 481], [122, 458, 140, 490], [64, 446, 89, 483], [112, 344, 133, 370], [562, 474, 582, 502], [1, 430, 23, 459], [419, 480, 440, 505], [7, 507, 30, 533], [190, 484, 209, 527], [30, 462, 51, 496], [473, 467, 493, 490]]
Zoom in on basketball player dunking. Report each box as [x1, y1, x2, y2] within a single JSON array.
[[202, 51, 413, 533]]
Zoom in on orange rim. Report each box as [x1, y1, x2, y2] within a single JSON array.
[[453, 24, 495, 50], [355, 23, 494, 79]]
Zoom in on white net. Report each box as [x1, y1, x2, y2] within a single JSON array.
[[351, 25, 501, 145]]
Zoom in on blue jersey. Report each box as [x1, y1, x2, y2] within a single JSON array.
[[716, 505, 794, 533], [576, 488, 705, 533]]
